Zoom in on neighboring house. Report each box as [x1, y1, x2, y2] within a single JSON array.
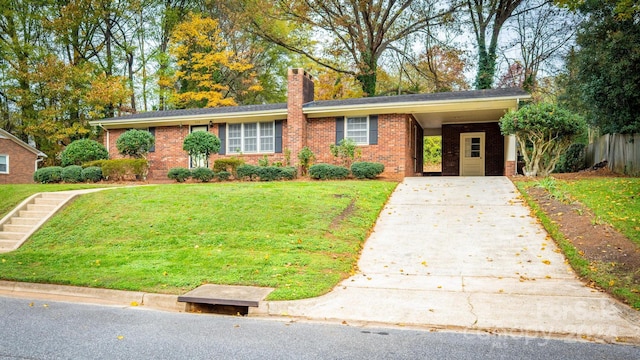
[[90, 69, 530, 179], [0, 128, 47, 184]]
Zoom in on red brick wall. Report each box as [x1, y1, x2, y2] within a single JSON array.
[[0, 138, 39, 184], [442, 122, 504, 176], [306, 114, 411, 177], [106, 126, 191, 179]]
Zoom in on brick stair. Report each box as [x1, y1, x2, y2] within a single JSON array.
[[0, 192, 75, 253]]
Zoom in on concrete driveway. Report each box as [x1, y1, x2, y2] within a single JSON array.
[[266, 177, 640, 342]]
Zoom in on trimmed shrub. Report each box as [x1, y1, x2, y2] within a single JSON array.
[[167, 167, 191, 182], [309, 164, 349, 180], [236, 164, 259, 180], [88, 159, 148, 181], [61, 139, 108, 166], [115, 129, 155, 158], [236, 165, 297, 181], [33, 166, 63, 183], [191, 167, 215, 182], [213, 158, 244, 177], [82, 166, 103, 182], [216, 171, 231, 181], [61, 165, 83, 183], [351, 162, 385, 179]]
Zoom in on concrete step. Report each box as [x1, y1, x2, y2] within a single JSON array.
[[34, 197, 63, 206], [10, 217, 40, 226], [40, 193, 71, 200], [0, 239, 18, 249], [0, 232, 25, 240], [26, 204, 57, 212], [2, 224, 32, 233], [19, 210, 49, 218]]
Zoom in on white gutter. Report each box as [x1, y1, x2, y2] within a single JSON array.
[[302, 95, 530, 116]]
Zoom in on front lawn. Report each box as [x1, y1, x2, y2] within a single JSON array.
[[515, 176, 640, 309], [0, 184, 113, 219], [555, 177, 640, 246], [0, 181, 397, 300]]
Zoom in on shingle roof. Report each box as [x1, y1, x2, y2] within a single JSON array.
[[101, 103, 287, 121], [97, 87, 528, 122], [303, 88, 529, 108]]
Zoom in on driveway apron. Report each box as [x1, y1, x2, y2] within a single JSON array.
[[266, 177, 640, 342]]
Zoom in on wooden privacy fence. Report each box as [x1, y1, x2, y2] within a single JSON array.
[[586, 133, 640, 175]]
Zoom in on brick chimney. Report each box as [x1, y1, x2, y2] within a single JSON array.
[[286, 68, 314, 159]]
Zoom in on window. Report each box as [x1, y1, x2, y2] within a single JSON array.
[[346, 116, 369, 144], [0, 155, 7, 174], [227, 122, 275, 154], [190, 125, 208, 168]]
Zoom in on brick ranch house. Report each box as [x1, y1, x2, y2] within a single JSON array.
[[0, 128, 47, 184], [90, 69, 530, 179]]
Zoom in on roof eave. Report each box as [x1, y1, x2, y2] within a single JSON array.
[[303, 94, 531, 117], [0, 129, 46, 156], [89, 108, 288, 128]]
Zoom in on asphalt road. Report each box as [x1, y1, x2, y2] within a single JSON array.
[[0, 296, 638, 360]]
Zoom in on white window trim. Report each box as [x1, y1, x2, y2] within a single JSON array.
[[345, 116, 369, 145], [0, 154, 8, 174], [227, 121, 275, 154]]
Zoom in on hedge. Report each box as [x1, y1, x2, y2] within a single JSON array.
[[350, 162, 385, 179], [84, 159, 149, 181], [237, 165, 297, 181], [309, 164, 350, 180], [213, 158, 244, 177], [33, 167, 63, 184], [61, 165, 84, 183], [191, 167, 215, 182], [81, 166, 103, 183], [167, 167, 191, 182]]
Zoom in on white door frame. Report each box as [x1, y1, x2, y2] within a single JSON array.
[[459, 132, 485, 176]]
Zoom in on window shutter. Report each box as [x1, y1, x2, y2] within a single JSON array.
[[336, 116, 345, 144], [275, 120, 283, 153], [148, 127, 156, 152], [218, 123, 226, 155], [369, 115, 378, 145]]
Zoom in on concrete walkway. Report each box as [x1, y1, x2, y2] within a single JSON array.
[[264, 177, 640, 343]]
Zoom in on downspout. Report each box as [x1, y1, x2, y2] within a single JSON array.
[[35, 157, 44, 171], [97, 123, 110, 155]]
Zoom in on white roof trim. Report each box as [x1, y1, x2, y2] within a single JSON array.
[[0, 128, 47, 157]]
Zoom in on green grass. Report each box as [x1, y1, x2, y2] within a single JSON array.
[[0, 181, 397, 300], [514, 177, 640, 309], [0, 184, 114, 219], [554, 178, 640, 246]]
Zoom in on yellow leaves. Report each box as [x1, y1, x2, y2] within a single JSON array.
[[609, 280, 616, 287], [117, 335, 124, 340], [130, 301, 139, 307], [542, 260, 551, 265], [169, 13, 260, 108]]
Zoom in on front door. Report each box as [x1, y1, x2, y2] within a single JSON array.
[[460, 132, 485, 176]]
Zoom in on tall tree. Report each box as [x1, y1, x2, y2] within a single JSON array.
[[562, 0, 640, 134], [169, 13, 261, 108], [503, 0, 577, 92], [247, 0, 460, 96], [467, 0, 524, 89]]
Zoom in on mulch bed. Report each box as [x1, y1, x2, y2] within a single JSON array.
[[520, 170, 640, 297]]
